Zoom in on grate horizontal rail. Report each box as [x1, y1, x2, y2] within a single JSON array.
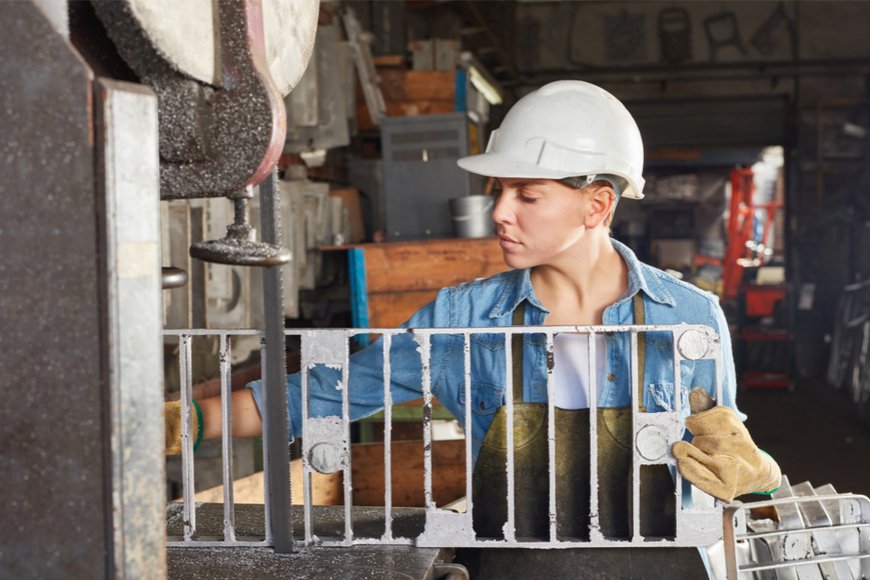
[[165, 323, 724, 550]]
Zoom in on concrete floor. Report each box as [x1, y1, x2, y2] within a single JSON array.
[[737, 382, 870, 497]]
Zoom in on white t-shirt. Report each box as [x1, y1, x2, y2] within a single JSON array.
[[552, 333, 608, 409]]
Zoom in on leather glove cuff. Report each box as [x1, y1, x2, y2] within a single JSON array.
[[751, 449, 782, 495], [192, 400, 204, 451], [165, 399, 203, 455]]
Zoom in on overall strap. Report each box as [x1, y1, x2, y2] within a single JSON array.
[[632, 293, 647, 412], [512, 302, 525, 402]]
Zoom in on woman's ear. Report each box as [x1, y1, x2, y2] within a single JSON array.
[[584, 185, 616, 229]]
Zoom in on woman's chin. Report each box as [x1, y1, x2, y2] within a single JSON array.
[[501, 251, 535, 270]]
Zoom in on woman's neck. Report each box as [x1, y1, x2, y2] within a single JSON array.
[[531, 235, 628, 326]]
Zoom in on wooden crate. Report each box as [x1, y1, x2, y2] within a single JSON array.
[[357, 70, 459, 132], [330, 237, 506, 328]]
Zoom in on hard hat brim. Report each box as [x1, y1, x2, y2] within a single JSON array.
[[457, 153, 644, 199]]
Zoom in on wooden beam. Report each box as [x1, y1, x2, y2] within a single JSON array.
[[192, 440, 466, 508]]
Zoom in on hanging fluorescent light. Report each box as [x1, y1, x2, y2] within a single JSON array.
[[469, 65, 503, 105], [460, 52, 504, 106]]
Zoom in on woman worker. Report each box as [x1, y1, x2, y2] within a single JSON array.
[[166, 80, 781, 577]]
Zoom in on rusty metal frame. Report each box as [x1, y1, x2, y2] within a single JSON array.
[[166, 322, 724, 550]]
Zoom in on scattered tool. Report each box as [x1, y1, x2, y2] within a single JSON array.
[[704, 11, 747, 62]]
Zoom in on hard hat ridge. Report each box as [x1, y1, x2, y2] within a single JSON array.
[[457, 80, 645, 200]]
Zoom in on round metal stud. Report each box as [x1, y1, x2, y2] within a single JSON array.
[[308, 442, 343, 474], [636, 425, 669, 461], [677, 329, 710, 361]]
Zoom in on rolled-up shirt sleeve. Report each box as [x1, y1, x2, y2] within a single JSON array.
[[246, 287, 454, 441]]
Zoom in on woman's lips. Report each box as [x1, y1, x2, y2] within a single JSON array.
[[499, 235, 521, 250]]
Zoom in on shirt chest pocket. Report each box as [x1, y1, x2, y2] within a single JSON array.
[[458, 381, 504, 416], [643, 336, 695, 413], [468, 334, 506, 387], [648, 381, 689, 413]]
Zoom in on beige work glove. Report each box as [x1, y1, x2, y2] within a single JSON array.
[[164, 400, 201, 455], [671, 388, 781, 503]]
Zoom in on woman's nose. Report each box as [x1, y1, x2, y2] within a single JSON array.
[[491, 192, 513, 224]]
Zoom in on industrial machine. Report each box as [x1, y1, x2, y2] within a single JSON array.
[[3, 2, 868, 579]]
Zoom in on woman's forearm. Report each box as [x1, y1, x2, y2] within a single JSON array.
[[198, 388, 263, 440]]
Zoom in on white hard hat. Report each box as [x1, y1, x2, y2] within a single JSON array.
[[458, 80, 645, 199]]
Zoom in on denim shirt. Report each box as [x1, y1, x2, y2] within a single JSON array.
[[248, 239, 742, 464]]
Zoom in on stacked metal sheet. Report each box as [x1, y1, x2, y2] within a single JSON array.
[[722, 476, 870, 579], [826, 280, 870, 408]]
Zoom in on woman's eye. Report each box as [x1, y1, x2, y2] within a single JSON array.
[[520, 191, 540, 202]]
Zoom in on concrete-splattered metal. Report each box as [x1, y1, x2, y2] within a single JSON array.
[[0, 4, 165, 578], [167, 504, 451, 580], [166, 323, 725, 552], [95, 77, 166, 577], [0, 3, 106, 577], [93, 0, 287, 201]]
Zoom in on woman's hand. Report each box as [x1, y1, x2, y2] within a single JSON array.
[[672, 388, 781, 503]]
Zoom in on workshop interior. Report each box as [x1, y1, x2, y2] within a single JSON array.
[[3, 0, 870, 578]]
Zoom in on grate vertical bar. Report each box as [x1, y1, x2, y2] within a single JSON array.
[[343, 338, 353, 544], [219, 333, 236, 542], [259, 338, 273, 545], [179, 334, 196, 542], [300, 345, 312, 545], [713, 329, 724, 404], [260, 168, 292, 552], [588, 330, 600, 539], [630, 331, 641, 541], [420, 333, 435, 509], [464, 333, 473, 530], [546, 332, 557, 542], [504, 331, 516, 542], [382, 334, 393, 540], [673, 329, 685, 526]]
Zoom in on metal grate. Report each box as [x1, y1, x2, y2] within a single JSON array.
[[166, 323, 725, 549], [722, 476, 870, 579]]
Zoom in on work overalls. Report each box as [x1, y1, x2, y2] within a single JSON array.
[[456, 297, 707, 579]]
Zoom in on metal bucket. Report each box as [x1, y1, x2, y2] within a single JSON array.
[[449, 195, 495, 238]]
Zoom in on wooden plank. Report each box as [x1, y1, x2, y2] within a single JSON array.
[[356, 100, 456, 132], [193, 458, 343, 505], [368, 290, 439, 328], [351, 439, 466, 508], [361, 237, 505, 293], [321, 238, 507, 327], [192, 440, 466, 509], [377, 70, 456, 101], [372, 55, 406, 67]]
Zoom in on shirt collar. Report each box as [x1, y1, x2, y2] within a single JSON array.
[[488, 238, 674, 319], [610, 238, 675, 307], [488, 268, 543, 319]]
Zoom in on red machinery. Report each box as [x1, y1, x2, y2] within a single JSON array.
[[722, 167, 784, 300], [724, 167, 791, 389]]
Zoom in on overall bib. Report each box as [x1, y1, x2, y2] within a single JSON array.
[[456, 296, 706, 578]]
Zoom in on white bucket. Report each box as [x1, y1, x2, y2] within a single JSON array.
[[449, 195, 495, 238]]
